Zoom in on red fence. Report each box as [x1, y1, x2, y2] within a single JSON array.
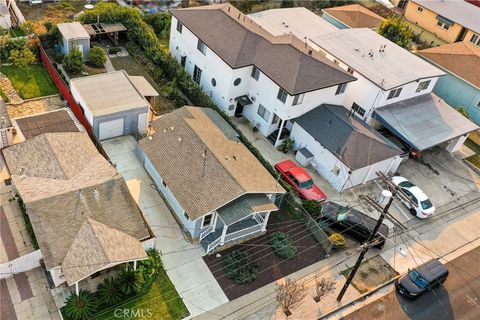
[[39, 45, 92, 133]]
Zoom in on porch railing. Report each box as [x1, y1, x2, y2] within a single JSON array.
[[254, 212, 264, 225], [224, 223, 263, 243], [199, 224, 214, 241], [207, 236, 222, 253]]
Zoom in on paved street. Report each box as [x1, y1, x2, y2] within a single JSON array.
[[344, 246, 480, 320]]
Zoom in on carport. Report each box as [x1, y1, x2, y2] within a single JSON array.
[[374, 94, 478, 153]]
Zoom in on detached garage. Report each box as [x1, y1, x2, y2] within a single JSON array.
[[70, 70, 158, 140], [290, 104, 402, 192]]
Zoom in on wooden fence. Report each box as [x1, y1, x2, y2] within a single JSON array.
[[0, 250, 43, 279]]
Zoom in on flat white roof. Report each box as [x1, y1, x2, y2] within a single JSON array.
[[70, 71, 149, 117], [58, 22, 90, 40], [248, 7, 338, 39], [128, 76, 159, 97], [311, 28, 445, 90]]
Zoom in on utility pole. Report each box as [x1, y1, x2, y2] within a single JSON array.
[[337, 188, 396, 301]]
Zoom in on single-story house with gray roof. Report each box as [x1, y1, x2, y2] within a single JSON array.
[[289, 104, 402, 192], [136, 106, 285, 254]]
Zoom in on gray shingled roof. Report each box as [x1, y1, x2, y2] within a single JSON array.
[[139, 107, 284, 220], [294, 104, 401, 170], [217, 194, 277, 226], [0, 98, 12, 130], [171, 4, 356, 95], [15, 109, 83, 140]]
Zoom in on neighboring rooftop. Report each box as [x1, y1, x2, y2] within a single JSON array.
[[311, 28, 445, 90], [411, 0, 480, 34], [0, 98, 12, 130], [248, 7, 338, 38], [374, 93, 478, 151], [57, 22, 90, 40], [171, 4, 356, 95], [418, 42, 480, 89], [70, 71, 150, 116], [322, 4, 384, 29], [2, 132, 116, 203], [294, 104, 401, 170], [14, 109, 84, 140], [140, 106, 284, 220]]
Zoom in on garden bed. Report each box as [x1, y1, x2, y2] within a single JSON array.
[[203, 209, 327, 300], [1, 64, 58, 99]]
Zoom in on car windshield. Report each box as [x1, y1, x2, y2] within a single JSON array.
[[408, 270, 428, 289], [421, 199, 433, 210], [399, 181, 415, 188], [299, 179, 314, 189]]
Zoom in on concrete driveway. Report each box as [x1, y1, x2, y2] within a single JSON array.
[[101, 136, 228, 317]]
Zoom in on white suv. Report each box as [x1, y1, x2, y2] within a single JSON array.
[[391, 176, 435, 219]]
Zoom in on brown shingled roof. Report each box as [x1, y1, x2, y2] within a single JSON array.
[[139, 107, 284, 220], [418, 42, 480, 89], [323, 4, 384, 29], [171, 4, 356, 95]]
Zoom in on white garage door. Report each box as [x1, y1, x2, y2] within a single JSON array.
[[99, 118, 124, 140]]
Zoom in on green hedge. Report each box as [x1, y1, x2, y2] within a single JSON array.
[[16, 197, 39, 250], [270, 231, 297, 259], [224, 250, 258, 284]]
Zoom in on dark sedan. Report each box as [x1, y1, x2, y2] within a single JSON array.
[[396, 259, 449, 299]]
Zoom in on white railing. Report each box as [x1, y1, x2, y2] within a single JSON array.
[[199, 224, 214, 241], [0, 250, 43, 279], [254, 213, 264, 225], [224, 224, 263, 243], [207, 236, 222, 254]]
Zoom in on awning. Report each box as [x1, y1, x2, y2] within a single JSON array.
[[217, 194, 277, 226], [235, 95, 253, 107], [435, 15, 454, 26], [374, 94, 478, 151]]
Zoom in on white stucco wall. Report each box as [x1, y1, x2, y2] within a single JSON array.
[[70, 83, 94, 125]]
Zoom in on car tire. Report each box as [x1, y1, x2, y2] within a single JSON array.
[[409, 208, 417, 216]]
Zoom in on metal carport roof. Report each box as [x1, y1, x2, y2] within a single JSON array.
[[374, 94, 478, 151]]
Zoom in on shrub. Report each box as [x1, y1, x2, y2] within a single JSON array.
[[107, 47, 122, 55], [223, 251, 258, 284], [63, 290, 98, 320], [329, 233, 346, 248], [62, 48, 83, 74], [88, 47, 106, 67], [302, 200, 322, 216], [270, 232, 298, 259], [96, 277, 122, 306], [138, 249, 162, 287], [116, 268, 145, 296], [378, 17, 413, 49]]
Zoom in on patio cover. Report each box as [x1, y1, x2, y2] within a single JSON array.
[[374, 94, 478, 151], [235, 95, 253, 107], [129, 76, 159, 97], [217, 194, 277, 226]]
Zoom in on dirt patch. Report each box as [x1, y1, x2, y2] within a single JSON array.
[[203, 210, 327, 301], [7, 96, 63, 119], [342, 256, 398, 294]]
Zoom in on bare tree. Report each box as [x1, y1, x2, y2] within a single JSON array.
[[275, 278, 308, 316], [313, 276, 336, 303]]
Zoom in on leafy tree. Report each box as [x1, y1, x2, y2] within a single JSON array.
[[62, 47, 83, 73], [281, 0, 296, 8], [228, 0, 262, 13], [88, 46, 106, 67], [63, 290, 98, 320], [378, 17, 413, 49], [143, 13, 171, 39], [96, 277, 123, 306], [116, 268, 145, 296], [8, 47, 35, 73], [20, 21, 34, 35], [457, 106, 471, 119]]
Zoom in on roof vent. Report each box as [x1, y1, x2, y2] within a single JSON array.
[[368, 49, 374, 57], [170, 126, 175, 131], [163, 129, 167, 133], [225, 156, 230, 160], [93, 188, 100, 201], [354, 48, 360, 52], [233, 154, 239, 160], [78, 189, 84, 201]]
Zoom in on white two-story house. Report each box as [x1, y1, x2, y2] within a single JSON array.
[[250, 8, 477, 154], [169, 4, 356, 146]]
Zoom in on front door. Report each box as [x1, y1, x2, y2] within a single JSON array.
[[235, 101, 244, 117]]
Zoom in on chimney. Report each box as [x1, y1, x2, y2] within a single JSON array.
[[93, 189, 100, 202]]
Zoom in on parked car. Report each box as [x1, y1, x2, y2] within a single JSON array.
[[378, 128, 422, 159], [396, 259, 449, 299], [391, 176, 435, 219], [319, 201, 389, 248], [274, 160, 327, 201]]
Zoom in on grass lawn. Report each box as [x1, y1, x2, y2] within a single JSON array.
[[1, 64, 58, 99], [92, 268, 189, 320]]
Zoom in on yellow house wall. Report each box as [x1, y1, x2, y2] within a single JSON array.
[[464, 29, 480, 45], [405, 1, 464, 43]]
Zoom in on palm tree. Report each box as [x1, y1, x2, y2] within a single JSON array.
[[63, 290, 98, 320], [116, 268, 145, 296], [96, 277, 123, 306]]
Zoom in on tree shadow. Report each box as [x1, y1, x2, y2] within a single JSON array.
[[396, 285, 454, 320]]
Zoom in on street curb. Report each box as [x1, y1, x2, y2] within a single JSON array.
[[320, 274, 402, 319]]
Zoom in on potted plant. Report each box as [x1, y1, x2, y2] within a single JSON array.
[[279, 137, 294, 153]]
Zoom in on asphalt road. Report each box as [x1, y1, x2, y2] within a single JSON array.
[[343, 246, 480, 320]]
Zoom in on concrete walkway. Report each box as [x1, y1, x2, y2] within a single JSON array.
[[101, 136, 229, 317], [104, 55, 115, 72]]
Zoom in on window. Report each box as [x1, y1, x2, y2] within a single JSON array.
[[470, 33, 480, 46], [347, 67, 354, 74], [436, 20, 450, 30], [162, 179, 167, 188], [233, 78, 241, 86], [417, 6, 423, 12], [387, 87, 402, 99], [272, 114, 280, 124], [277, 87, 288, 103], [184, 212, 190, 221], [351, 103, 366, 116], [299, 179, 314, 189], [193, 65, 202, 84], [176, 21, 183, 33], [416, 80, 431, 92], [292, 93, 304, 106], [197, 39, 206, 55], [202, 213, 213, 228], [332, 166, 341, 176], [257, 104, 271, 121], [435, 16, 453, 30], [251, 66, 260, 80], [335, 83, 347, 95], [211, 78, 216, 87], [180, 56, 186, 68]]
